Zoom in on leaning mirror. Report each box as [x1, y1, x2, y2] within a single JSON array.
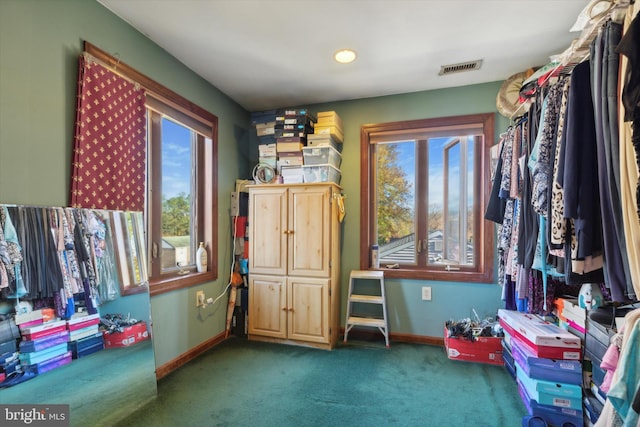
[[0, 206, 157, 426]]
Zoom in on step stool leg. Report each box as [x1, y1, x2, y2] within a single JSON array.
[[343, 273, 355, 343]]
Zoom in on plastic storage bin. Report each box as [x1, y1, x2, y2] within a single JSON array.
[[302, 164, 341, 184], [302, 146, 342, 168]]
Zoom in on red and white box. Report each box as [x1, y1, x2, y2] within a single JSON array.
[[102, 322, 149, 348], [66, 313, 101, 332], [443, 326, 504, 366], [498, 309, 581, 360], [20, 319, 67, 341]]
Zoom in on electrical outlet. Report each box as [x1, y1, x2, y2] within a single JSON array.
[[196, 290, 205, 307], [421, 286, 432, 301]]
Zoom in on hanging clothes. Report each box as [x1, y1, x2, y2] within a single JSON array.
[[530, 81, 563, 217], [0, 206, 26, 298], [485, 137, 507, 224], [518, 110, 540, 270], [591, 21, 633, 302], [596, 309, 640, 427], [617, 4, 640, 302], [548, 77, 571, 256], [562, 60, 608, 283]]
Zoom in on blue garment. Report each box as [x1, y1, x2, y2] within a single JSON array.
[[608, 314, 640, 426]]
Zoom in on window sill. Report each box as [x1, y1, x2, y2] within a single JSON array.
[[366, 267, 494, 283], [149, 270, 217, 297]]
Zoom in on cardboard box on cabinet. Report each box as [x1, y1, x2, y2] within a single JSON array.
[[102, 322, 149, 348], [443, 325, 504, 366]]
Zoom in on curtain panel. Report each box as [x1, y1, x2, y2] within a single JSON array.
[[70, 54, 146, 211]]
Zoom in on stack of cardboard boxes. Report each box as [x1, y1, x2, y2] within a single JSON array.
[[17, 315, 72, 375], [275, 109, 315, 184], [66, 313, 104, 358], [302, 111, 343, 184], [498, 309, 584, 427], [251, 110, 277, 172], [251, 109, 344, 184]]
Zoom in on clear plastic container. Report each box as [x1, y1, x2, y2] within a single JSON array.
[[302, 164, 341, 184], [302, 146, 342, 168]]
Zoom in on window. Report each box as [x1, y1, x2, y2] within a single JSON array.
[[84, 42, 218, 296], [360, 114, 494, 283]]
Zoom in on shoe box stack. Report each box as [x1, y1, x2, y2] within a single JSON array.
[[555, 297, 604, 423], [275, 109, 316, 184], [498, 309, 584, 427], [554, 297, 587, 341], [17, 313, 72, 376], [66, 313, 104, 359], [251, 110, 277, 170], [302, 111, 343, 184], [0, 316, 21, 384]]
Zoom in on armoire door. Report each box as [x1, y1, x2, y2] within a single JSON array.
[[248, 274, 287, 339], [288, 185, 332, 277], [248, 186, 288, 275], [287, 277, 330, 344]]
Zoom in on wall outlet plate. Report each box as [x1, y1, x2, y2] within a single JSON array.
[[196, 290, 205, 307], [421, 287, 432, 301]]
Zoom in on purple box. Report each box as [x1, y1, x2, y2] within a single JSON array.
[[511, 336, 582, 385], [19, 330, 70, 353], [28, 351, 72, 375]]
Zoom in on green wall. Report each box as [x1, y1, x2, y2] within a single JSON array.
[[0, 0, 248, 367], [1, 0, 511, 370]]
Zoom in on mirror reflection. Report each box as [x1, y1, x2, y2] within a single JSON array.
[[0, 206, 156, 426]]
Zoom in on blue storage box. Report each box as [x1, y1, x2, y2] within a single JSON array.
[[512, 337, 582, 385], [518, 382, 583, 427], [517, 366, 582, 410]]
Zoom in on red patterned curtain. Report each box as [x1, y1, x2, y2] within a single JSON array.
[[70, 54, 146, 211]]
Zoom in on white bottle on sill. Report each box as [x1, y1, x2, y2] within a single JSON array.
[[371, 244, 379, 269], [196, 242, 207, 273]]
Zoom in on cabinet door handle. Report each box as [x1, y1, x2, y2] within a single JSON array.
[[288, 307, 294, 312], [282, 307, 288, 311]]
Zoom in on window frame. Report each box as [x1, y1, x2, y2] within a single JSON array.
[[360, 113, 494, 283], [84, 41, 218, 296]]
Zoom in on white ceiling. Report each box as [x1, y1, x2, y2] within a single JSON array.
[[97, 0, 590, 112]]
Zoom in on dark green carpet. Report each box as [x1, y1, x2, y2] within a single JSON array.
[[117, 337, 525, 427]]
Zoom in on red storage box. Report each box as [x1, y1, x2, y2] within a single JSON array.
[[102, 322, 149, 348], [444, 325, 504, 366]]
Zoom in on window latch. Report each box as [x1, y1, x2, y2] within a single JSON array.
[[445, 264, 460, 272]]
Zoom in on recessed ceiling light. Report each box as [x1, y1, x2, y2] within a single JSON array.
[[334, 49, 357, 64]]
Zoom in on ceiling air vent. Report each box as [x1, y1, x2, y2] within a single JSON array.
[[439, 59, 483, 76]]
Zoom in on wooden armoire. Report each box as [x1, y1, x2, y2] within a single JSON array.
[[247, 183, 342, 349]]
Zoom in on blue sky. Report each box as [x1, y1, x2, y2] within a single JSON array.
[[161, 118, 192, 199], [391, 135, 475, 219], [393, 138, 447, 210]]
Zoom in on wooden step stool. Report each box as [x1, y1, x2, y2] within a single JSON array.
[[343, 270, 389, 347]]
